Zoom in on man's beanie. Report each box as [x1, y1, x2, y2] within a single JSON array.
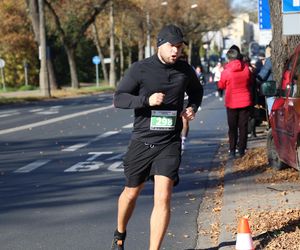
[[157, 24, 187, 47]]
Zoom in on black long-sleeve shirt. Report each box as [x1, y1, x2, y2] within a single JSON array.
[[114, 54, 203, 144]]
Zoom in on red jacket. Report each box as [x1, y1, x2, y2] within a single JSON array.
[[218, 60, 252, 109]]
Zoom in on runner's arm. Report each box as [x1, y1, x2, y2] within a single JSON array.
[[113, 63, 149, 109]]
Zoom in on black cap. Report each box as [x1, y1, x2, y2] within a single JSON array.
[[157, 24, 187, 47]]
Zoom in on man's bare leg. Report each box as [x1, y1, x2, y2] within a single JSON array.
[[149, 175, 174, 250], [117, 183, 144, 233]]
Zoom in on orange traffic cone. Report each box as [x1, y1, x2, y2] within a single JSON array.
[[235, 217, 254, 250]]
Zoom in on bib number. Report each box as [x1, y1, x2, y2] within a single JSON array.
[[150, 110, 177, 131]]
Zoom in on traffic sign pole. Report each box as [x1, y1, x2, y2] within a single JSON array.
[[92, 56, 101, 87], [0, 68, 5, 91], [0, 58, 6, 91], [96, 64, 99, 87]]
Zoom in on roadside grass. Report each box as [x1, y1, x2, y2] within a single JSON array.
[[0, 85, 115, 105]]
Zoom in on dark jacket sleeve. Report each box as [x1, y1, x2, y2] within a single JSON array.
[[185, 66, 203, 112], [113, 63, 149, 109], [257, 58, 273, 82]]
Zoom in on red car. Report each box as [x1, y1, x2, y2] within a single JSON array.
[[261, 44, 300, 170]]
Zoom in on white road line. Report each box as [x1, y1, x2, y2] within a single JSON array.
[[0, 112, 20, 118], [0, 104, 114, 135], [122, 123, 133, 128], [62, 131, 120, 152], [93, 131, 120, 140], [14, 159, 50, 173], [62, 143, 89, 152], [106, 153, 124, 161]]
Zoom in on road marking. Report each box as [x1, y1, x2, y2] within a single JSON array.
[[62, 143, 89, 152], [0, 112, 20, 118], [64, 152, 113, 172], [87, 151, 113, 161], [108, 161, 124, 172], [62, 131, 120, 152], [14, 160, 50, 173], [106, 153, 124, 161], [0, 104, 114, 135], [29, 108, 44, 112], [64, 161, 104, 172], [94, 131, 120, 139], [122, 123, 133, 128]]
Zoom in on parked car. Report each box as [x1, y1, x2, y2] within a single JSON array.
[[260, 44, 300, 170]]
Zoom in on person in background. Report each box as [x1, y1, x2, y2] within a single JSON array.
[[195, 65, 206, 86], [257, 44, 273, 116], [112, 24, 203, 250], [243, 55, 261, 138], [218, 45, 252, 159], [211, 61, 224, 101]]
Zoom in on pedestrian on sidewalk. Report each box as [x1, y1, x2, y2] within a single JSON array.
[[112, 24, 203, 250], [211, 61, 224, 101], [218, 45, 252, 159], [257, 44, 274, 118]]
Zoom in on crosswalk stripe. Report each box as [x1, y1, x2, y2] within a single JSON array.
[[62, 131, 120, 152], [14, 160, 50, 173]]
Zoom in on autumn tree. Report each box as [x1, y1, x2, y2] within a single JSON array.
[[0, 0, 38, 87], [149, 0, 232, 65], [44, 0, 110, 88]]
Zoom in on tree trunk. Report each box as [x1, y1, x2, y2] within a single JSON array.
[[138, 40, 144, 61], [65, 46, 79, 89], [92, 23, 109, 84], [27, 0, 57, 90], [47, 56, 58, 90], [38, 0, 50, 97], [188, 40, 193, 65], [119, 37, 124, 78], [269, 0, 300, 85], [128, 46, 132, 67], [109, 0, 116, 87]]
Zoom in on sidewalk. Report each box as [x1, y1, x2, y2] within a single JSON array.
[[196, 126, 300, 249], [0, 90, 41, 98]]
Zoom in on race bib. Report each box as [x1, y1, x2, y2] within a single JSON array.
[[150, 110, 177, 131]]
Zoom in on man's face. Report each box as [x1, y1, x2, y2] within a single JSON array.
[[158, 42, 183, 64]]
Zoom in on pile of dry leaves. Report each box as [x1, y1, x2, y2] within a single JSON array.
[[234, 147, 300, 249]]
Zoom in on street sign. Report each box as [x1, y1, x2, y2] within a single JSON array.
[[282, 0, 300, 13], [92, 55, 101, 65], [103, 58, 111, 64], [283, 13, 300, 35], [258, 0, 271, 30], [0, 58, 5, 68]]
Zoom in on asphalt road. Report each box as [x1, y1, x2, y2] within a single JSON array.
[[0, 84, 228, 250]]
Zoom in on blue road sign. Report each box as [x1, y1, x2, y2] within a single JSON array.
[[259, 0, 271, 30], [92, 56, 101, 65], [283, 0, 300, 13]]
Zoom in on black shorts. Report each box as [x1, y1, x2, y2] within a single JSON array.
[[123, 140, 181, 187]]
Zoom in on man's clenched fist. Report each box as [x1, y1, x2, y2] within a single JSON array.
[[149, 92, 165, 106]]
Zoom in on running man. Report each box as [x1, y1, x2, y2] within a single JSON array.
[[111, 24, 203, 250]]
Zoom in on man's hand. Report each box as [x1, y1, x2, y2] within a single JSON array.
[[181, 107, 195, 121], [149, 92, 165, 106]]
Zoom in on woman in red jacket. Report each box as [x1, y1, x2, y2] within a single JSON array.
[[218, 46, 252, 159]]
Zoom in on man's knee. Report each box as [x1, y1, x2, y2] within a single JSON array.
[[122, 185, 143, 202]]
